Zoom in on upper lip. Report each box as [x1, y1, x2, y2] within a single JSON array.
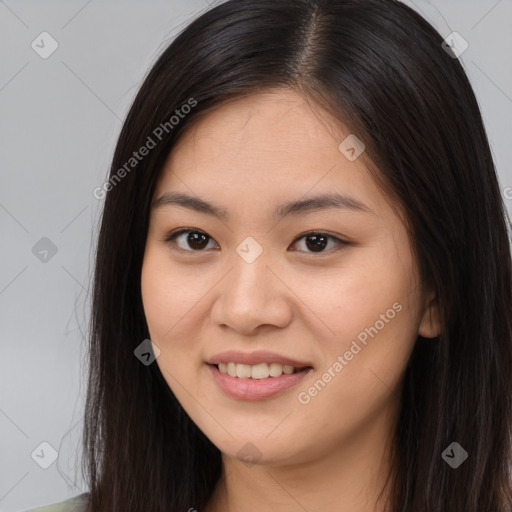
[[207, 350, 313, 368]]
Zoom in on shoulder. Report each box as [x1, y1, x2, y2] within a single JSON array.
[[23, 493, 90, 512]]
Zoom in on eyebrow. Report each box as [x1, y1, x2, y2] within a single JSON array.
[[151, 191, 375, 220]]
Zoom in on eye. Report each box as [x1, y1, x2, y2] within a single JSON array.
[[164, 228, 218, 252], [291, 231, 348, 254], [163, 229, 348, 254]]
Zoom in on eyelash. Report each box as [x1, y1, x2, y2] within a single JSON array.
[[163, 228, 348, 255]]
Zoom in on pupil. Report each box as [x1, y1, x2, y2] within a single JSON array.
[[306, 234, 327, 252], [188, 232, 208, 250]]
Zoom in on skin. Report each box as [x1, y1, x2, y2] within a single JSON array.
[[141, 88, 441, 512]]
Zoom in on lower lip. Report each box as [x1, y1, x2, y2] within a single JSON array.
[[207, 364, 312, 400]]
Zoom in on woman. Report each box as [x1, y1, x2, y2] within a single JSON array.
[[26, 0, 512, 510]]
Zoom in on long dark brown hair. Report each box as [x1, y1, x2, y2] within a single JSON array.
[[82, 0, 512, 510]]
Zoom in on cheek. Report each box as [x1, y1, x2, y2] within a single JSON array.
[[295, 281, 419, 444], [307, 235, 422, 381], [140, 251, 207, 395], [301, 255, 413, 341], [140, 262, 171, 340], [140, 247, 199, 343], [140, 244, 221, 389]]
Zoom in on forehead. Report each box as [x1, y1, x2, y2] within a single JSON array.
[[166, 89, 346, 167], [154, 89, 389, 219]]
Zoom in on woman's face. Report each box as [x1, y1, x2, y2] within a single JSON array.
[[141, 89, 439, 467]]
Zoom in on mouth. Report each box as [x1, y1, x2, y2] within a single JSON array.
[[210, 362, 313, 379], [207, 363, 313, 400]]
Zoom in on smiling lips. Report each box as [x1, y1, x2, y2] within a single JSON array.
[[208, 350, 313, 378], [208, 364, 312, 400], [217, 361, 301, 379], [207, 349, 313, 369], [206, 350, 313, 399]]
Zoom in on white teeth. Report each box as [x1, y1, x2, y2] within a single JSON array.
[[251, 363, 268, 379], [227, 362, 236, 377], [269, 362, 284, 377], [216, 362, 304, 378], [236, 364, 252, 378]]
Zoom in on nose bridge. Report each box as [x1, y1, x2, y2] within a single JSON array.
[[213, 241, 291, 332], [229, 233, 272, 290], [228, 245, 271, 303]]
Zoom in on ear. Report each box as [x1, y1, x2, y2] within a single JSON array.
[[418, 289, 442, 338]]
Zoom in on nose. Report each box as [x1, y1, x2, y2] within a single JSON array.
[[210, 253, 293, 335]]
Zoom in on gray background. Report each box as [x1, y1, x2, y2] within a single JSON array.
[[0, 1, 511, 511]]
